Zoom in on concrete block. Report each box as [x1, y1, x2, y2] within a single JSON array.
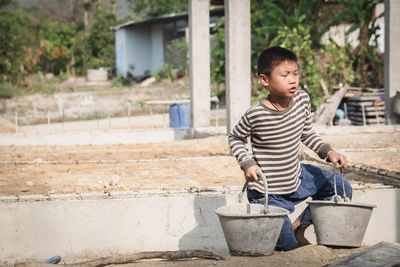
[[87, 69, 108, 82]]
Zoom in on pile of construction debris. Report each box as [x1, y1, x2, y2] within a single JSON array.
[[313, 84, 386, 126], [334, 86, 385, 126]]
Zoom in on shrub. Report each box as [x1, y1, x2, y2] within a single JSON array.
[[154, 64, 176, 81], [271, 24, 323, 107], [323, 40, 355, 90], [0, 82, 14, 98], [165, 38, 188, 76]]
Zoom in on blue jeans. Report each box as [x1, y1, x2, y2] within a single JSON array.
[[247, 163, 353, 251]]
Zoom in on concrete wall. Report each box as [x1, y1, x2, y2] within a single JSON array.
[[126, 25, 152, 77], [151, 23, 164, 73], [116, 25, 153, 77], [0, 128, 196, 146], [1, 186, 399, 264], [320, 3, 384, 52]]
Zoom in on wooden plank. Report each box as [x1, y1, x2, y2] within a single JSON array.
[[145, 100, 190, 105], [346, 102, 385, 109], [349, 117, 385, 125], [347, 110, 385, 117], [332, 86, 384, 92], [347, 106, 385, 112], [315, 85, 349, 125], [347, 96, 383, 101]]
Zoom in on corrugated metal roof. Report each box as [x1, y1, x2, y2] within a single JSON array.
[[113, 7, 224, 30]]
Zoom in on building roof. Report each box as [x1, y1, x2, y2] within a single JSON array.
[[113, 7, 224, 30]]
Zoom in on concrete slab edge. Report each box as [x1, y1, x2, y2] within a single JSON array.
[[1, 125, 398, 146], [0, 183, 391, 203]]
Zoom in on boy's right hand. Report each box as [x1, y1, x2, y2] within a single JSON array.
[[245, 165, 262, 181]]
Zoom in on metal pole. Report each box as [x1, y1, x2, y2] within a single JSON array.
[[375, 106, 380, 125], [128, 103, 131, 129], [62, 108, 65, 130], [48, 110, 50, 131], [150, 105, 154, 129], [15, 112, 18, 133], [361, 104, 367, 126], [216, 103, 219, 128], [163, 105, 166, 128]]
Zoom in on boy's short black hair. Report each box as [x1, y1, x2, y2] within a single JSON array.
[[257, 46, 298, 77]]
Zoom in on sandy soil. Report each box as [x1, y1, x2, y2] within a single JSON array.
[[108, 245, 365, 267], [0, 131, 399, 196], [0, 116, 15, 133]]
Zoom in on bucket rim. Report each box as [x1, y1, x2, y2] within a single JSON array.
[[215, 203, 289, 218], [306, 200, 376, 209]]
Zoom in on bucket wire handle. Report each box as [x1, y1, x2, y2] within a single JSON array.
[[256, 171, 269, 214], [339, 167, 350, 202], [332, 162, 350, 203], [238, 181, 249, 203], [332, 163, 342, 203]]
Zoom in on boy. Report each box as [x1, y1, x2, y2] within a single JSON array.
[[228, 46, 352, 251]]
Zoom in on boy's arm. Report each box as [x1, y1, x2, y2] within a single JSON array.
[[228, 113, 258, 174], [301, 98, 346, 167]]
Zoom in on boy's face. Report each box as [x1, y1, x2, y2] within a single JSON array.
[[259, 60, 299, 98]]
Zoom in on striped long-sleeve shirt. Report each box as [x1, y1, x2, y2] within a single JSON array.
[[228, 90, 332, 195]]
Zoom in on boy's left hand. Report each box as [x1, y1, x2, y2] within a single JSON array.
[[327, 150, 347, 168]]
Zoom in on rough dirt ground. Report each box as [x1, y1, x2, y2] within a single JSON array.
[[0, 131, 399, 196], [108, 245, 365, 267]]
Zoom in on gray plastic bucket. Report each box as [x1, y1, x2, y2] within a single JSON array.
[[307, 200, 375, 247], [215, 172, 289, 256], [215, 203, 288, 256], [307, 165, 376, 247]]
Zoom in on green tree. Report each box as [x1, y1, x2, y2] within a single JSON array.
[[271, 24, 324, 106], [37, 19, 79, 75], [323, 40, 355, 90], [87, 9, 117, 68], [210, 17, 225, 86], [71, 32, 92, 75], [0, 10, 33, 83], [325, 0, 384, 87], [129, 0, 187, 18], [165, 38, 188, 76]]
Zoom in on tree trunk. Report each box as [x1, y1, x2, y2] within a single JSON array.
[[96, 0, 102, 10], [84, 0, 89, 36], [357, 20, 369, 87], [111, 0, 116, 14]]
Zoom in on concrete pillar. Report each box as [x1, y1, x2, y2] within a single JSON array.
[[189, 0, 210, 127], [225, 0, 252, 132], [384, 0, 400, 124]]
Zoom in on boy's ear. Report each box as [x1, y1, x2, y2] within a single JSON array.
[[259, 74, 269, 87]]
